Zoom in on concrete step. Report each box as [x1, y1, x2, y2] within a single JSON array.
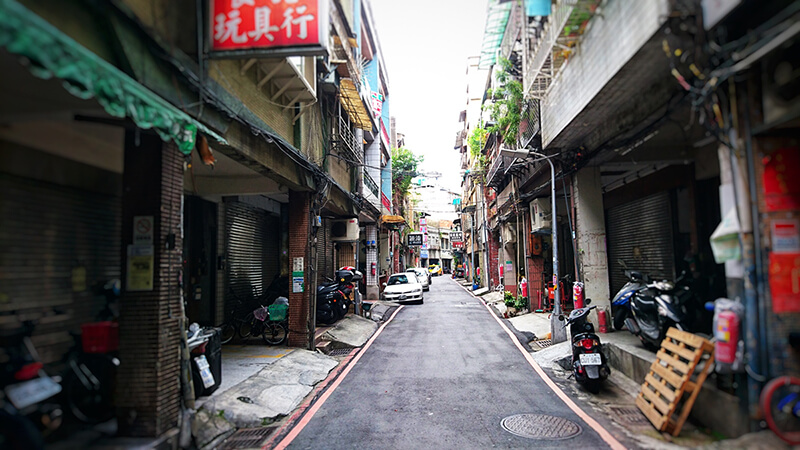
[[604, 331, 747, 439]]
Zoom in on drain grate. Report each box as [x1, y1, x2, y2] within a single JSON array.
[[219, 426, 276, 449], [535, 339, 552, 348], [327, 346, 356, 357], [608, 406, 650, 426], [500, 414, 582, 440]]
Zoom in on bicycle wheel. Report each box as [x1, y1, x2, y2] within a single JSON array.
[[238, 312, 255, 339], [262, 322, 287, 345], [219, 322, 236, 344], [66, 354, 118, 424], [761, 376, 800, 445]]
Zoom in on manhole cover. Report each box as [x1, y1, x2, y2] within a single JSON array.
[[501, 414, 582, 440], [219, 426, 276, 449], [609, 406, 650, 426], [328, 346, 356, 357]]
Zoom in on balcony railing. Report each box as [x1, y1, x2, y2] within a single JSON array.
[[523, 0, 601, 98], [336, 114, 362, 164], [363, 171, 379, 199]]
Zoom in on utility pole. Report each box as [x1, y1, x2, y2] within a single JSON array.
[[529, 151, 567, 344]]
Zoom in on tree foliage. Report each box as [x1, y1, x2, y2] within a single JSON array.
[[486, 58, 523, 146], [391, 146, 423, 198]]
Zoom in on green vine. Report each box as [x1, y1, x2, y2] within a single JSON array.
[[486, 58, 523, 146], [468, 126, 487, 158]]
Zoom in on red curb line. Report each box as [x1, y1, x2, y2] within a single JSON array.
[[266, 305, 405, 450], [259, 347, 358, 449], [476, 296, 626, 450]]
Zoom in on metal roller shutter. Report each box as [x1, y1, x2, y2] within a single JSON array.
[[0, 173, 121, 363], [225, 202, 280, 300], [606, 191, 675, 296]]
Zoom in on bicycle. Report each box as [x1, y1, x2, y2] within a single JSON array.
[[760, 332, 800, 445], [218, 287, 261, 344], [253, 303, 288, 345], [760, 375, 800, 445]]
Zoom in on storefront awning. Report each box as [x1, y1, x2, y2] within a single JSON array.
[[0, 0, 226, 155], [339, 78, 372, 130], [381, 215, 406, 224]]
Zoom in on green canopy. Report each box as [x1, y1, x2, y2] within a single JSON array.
[[0, 0, 226, 154], [478, 0, 513, 69]]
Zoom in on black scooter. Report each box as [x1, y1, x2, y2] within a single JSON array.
[[624, 278, 690, 349], [0, 321, 63, 450], [559, 299, 610, 394], [315, 269, 357, 325]]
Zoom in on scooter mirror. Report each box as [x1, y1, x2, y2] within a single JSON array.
[[585, 298, 592, 305]]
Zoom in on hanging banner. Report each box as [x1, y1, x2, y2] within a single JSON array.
[[210, 0, 329, 57]]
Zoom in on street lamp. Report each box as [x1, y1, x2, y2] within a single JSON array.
[[499, 147, 567, 344]]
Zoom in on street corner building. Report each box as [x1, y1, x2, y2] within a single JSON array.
[[0, 0, 395, 443]]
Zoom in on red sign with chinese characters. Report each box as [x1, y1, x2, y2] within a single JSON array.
[[763, 147, 800, 212], [769, 252, 800, 313], [210, 0, 325, 53]]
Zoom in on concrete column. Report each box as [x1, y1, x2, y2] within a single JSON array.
[[287, 191, 311, 348], [574, 167, 611, 312], [117, 131, 182, 437]]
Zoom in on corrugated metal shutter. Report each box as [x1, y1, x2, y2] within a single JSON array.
[[317, 219, 333, 279], [0, 173, 121, 363], [225, 202, 279, 299], [606, 191, 675, 295]]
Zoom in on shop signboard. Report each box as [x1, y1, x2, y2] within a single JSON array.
[[408, 233, 423, 246], [450, 231, 463, 244], [210, 0, 329, 57]]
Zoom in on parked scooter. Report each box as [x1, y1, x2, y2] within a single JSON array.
[[610, 264, 649, 330], [316, 269, 358, 325], [0, 321, 63, 450], [337, 266, 363, 316], [559, 299, 610, 394], [623, 278, 692, 349]]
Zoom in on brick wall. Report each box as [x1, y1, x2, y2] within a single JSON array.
[[117, 132, 182, 437], [488, 230, 500, 288], [287, 190, 311, 348]]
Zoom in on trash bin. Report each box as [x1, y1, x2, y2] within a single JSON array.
[[190, 327, 222, 398], [204, 327, 222, 396]]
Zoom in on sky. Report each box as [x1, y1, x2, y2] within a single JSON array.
[[370, 0, 489, 194]]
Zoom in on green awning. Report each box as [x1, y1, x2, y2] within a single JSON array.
[[478, 0, 513, 69], [0, 0, 226, 154]]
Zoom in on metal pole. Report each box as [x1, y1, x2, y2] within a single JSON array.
[[531, 151, 566, 344]]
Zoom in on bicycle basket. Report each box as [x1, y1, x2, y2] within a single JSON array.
[[268, 304, 288, 321], [253, 306, 269, 322]]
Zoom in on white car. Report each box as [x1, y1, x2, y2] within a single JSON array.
[[406, 267, 430, 291], [381, 273, 424, 304]]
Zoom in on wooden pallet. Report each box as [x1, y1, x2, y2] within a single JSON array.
[[635, 327, 715, 436]]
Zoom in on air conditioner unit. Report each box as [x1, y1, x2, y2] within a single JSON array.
[[501, 224, 516, 246], [530, 198, 551, 233], [331, 218, 359, 241]]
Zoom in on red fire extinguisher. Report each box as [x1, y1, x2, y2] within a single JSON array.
[[520, 277, 528, 298], [371, 262, 376, 276], [572, 281, 584, 309], [716, 310, 740, 364], [597, 309, 608, 333]]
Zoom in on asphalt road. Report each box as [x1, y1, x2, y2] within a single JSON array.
[[286, 276, 613, 449]]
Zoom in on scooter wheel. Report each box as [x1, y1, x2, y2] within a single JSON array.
[[612, 308, 627, 331], [584, 379, 602, 394]]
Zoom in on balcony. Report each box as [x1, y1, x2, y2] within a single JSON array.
[[523, 0, 602, 98], [334, 113, 362, 164]]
